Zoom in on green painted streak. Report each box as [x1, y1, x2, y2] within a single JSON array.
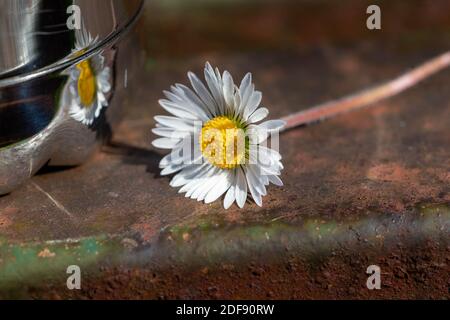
[[0, 203, 448, 292], [418, 203, 450, 234], [165, 203, 450, 263], [418, 203, 450, 215], [0, 236, 121, 289]]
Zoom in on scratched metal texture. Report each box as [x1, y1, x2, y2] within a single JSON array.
[[0, 0, 449, 299]]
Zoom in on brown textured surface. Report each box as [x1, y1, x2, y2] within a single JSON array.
[[0, 0, 449, 299]]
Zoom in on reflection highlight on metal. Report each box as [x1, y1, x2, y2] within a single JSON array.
[[0, 0, 145, 195]]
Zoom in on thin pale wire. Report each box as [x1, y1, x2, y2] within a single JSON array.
[[280, 51, 450, 131]]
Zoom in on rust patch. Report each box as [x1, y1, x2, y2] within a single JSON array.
[[367, 163, 421, 182], [131, 216, 163, 243], [0, 207, 18, 229], [37, 248, 56, 258]]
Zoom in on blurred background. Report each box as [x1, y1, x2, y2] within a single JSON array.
[[123, 0, 450, 126], [141, 0, 450, 61]]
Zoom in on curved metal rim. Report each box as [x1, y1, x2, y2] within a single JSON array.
[[0, 0, 144, 88]]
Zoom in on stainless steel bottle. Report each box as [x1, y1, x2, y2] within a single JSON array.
[[0, 0, 145, 195]]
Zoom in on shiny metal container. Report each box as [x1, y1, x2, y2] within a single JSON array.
[[0, 0, 145, 195]]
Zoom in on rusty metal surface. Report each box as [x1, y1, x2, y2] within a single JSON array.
[[0, 46, 449, 299], [0, 1, 449, 299]]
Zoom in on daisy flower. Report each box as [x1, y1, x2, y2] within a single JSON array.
[[152, 62, 285, 209], [66, 27, 111, 126]]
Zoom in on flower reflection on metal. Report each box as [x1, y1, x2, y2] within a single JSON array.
[[66, 27, 112, 126]]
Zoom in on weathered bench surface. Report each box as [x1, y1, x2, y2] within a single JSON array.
[[0, 1, 449, 299]]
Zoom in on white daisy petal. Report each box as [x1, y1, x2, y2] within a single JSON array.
[[239, 73, 252, 104], [248, 165, 267, 196], [223, 171, 237, 209], [192, 178, 214, 200], [188, 71, 218, 116], [154, 115, 196, 131], [170, 163, 209, 187], [160, 162, 188, 175], [257, 146, 272, 164], [183, 166, 217, 195], [224, 187, 236, 209], [259, 145, 282, 161], [260, 165, 281, 177], [152, 127, 190, 139], [222, 71, 235, 111], [166, 88, 209, 121], [164, 89, 182, 102], [167, 146, 200, 166], [98, 68, 111, 92], [247, 107, 269, 123], [258, 119, 286, 132], [183, 178, 205, 197], [152, 138, 181, 149], [243, 91, 262, 119], [159, 99, 200, 120], [179, 175, 200, 194], [204, 62, 225, 114], [240, 82, 254, 113], [247, 124, 269, 144], [159, 152, 175, 168], [98, 91, 108, 107], [204, 171, 232, 204], [261, 174, 269, 186], [95, 99, 103, 117], [235, 168, 248, 208], [244, 166, 264, 207], [192, 173, 219, 200], [268, 175, 283, 186], [176, 84, 214, 118]]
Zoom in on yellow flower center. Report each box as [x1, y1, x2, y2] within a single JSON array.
[[76, 59, 96, 107], [200, 116, 247, 169]]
